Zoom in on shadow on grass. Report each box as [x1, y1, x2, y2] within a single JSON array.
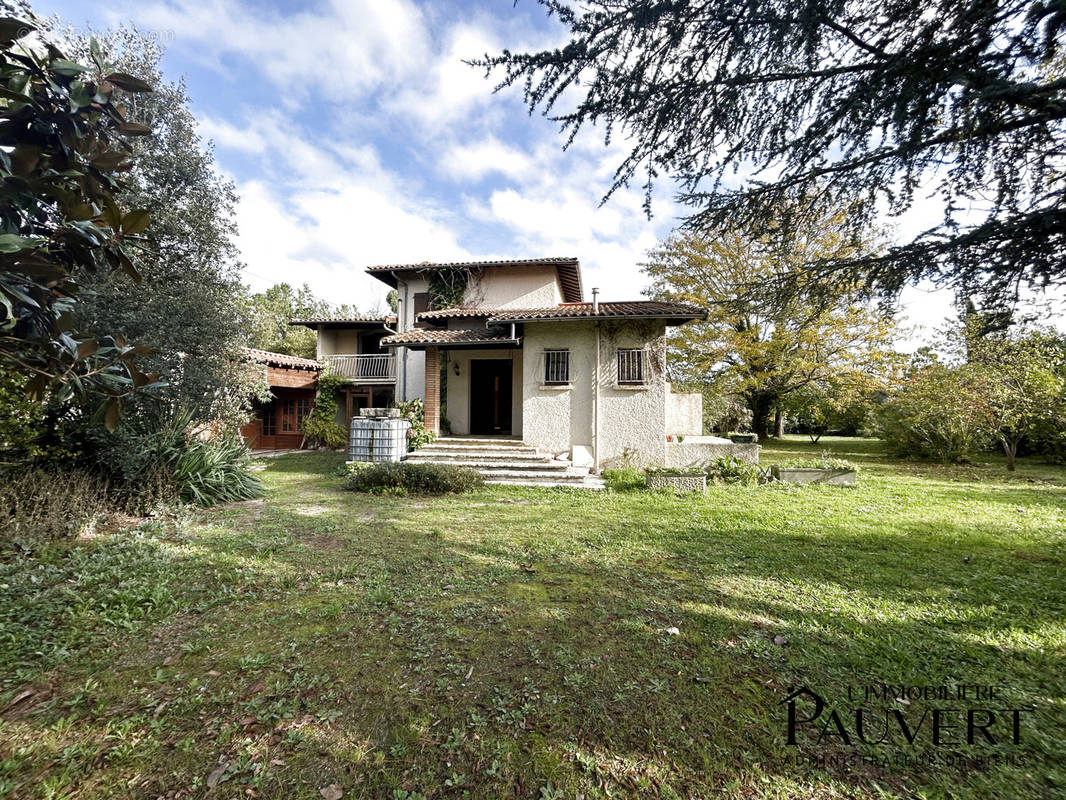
[[2, 450, 1063, 799]]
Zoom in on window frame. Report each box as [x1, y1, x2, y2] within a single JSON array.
[[616, 347, 648, 386], [542, 349, 571, 386]]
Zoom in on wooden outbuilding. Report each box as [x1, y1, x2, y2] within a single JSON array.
[[240, 348, 322, 450]]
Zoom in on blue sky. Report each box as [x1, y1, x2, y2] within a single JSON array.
[[34, 0, 1050, 344]]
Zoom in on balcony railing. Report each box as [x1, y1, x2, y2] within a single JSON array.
[[326, 354, 396, 383]]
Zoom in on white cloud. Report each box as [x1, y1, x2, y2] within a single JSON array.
[[440, 137, 535, 182], [235, 178, 471, 309], [121, 0, 430, 102], [196, 114, 266, 154]]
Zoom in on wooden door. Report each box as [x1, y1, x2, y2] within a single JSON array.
[[469, 360, 512, 435]]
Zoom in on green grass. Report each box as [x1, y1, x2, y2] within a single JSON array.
[[1, 437, 1064, 799]]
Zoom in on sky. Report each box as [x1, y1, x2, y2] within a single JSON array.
[[32, 0, 1064, 347]]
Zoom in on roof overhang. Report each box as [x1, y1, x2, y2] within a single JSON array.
[[381, 337, 522, 350], [289, 317, 395, 330]]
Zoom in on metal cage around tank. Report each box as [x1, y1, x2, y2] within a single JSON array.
[[348, 415, 411, 463]]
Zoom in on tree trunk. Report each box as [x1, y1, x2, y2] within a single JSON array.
[[774, 408, 785, 438], [749, 393, 775, 442], [1003, 438, 1018, 471]]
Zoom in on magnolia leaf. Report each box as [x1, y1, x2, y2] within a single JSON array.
[[25, 374, 48, 401], [67, 203, 96, 222], [121, 209, 150, 235], [0, 18, 34, 44], [104, 396, 122, 431], [117, 121, 152, 136], [101, 196, 123, 230], [103, 72, 153, 93], [10, 144, 40, 176], [50, 59, 87, 76], [90, 150, 131, 172], [0, 233, 43, 253], [89, 37, 103, 69], [76, 339, 99, 361]]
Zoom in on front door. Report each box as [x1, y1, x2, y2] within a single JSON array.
[[469, 359, 512, 435]]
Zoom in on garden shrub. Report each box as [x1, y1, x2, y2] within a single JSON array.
[[172, 435, 264, 505], [81, 407, 263, 508], [345, 461, 483, 494], [780, 455, 857, 471], [703, 455, 766, 485], [394, 398, 435, 450], [0, 469, 109, 546], [602, 467, 646, 491], [645, 458, 769, 486], [878, 365, 992, 462]]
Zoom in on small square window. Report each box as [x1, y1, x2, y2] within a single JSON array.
[[544, 349, 570, 385], [617, 348, 646, 384]]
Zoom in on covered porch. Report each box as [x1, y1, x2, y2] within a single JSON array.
[[380, 328, 523, 437]]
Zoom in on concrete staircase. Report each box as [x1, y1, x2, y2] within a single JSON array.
[[405, 437, 605, 489]]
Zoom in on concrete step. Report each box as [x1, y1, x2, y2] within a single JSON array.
[[474, 468, 590, 481], [407, 459, 569, 472], [435, 437, 528, 446], [425, 443, 539, 454], [412, 462, 575, 476], [486, 478, 605, 490], [408, 450, 552, 463]]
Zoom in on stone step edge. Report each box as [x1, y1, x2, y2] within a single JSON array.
[[486, 479, 605, 490], [409, 451, 550, 461], [422, 444, 539, 452], [472, 468, 590, 478]]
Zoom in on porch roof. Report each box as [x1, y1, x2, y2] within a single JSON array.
[[380, 328, 521, 350], [289, 315, 396, 329], [243, 347, 322, 371]]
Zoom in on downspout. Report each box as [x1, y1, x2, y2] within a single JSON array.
[[592, 288, 601, 473]]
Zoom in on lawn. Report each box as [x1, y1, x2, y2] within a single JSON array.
[[1, 437, 1064, 799]]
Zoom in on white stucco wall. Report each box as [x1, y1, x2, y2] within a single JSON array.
[[397, 275, 428, 402], [666, 390, 703, 436], [666, 438, 761, 466], [596, 320, 669, 469], [521, 320, 669, 468], [463, 266, 562, 309], [443, 349, 523, 435]]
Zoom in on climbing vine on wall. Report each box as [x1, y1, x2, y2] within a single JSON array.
[[302, 369, 347, 449], [428, 269, 469, 310]]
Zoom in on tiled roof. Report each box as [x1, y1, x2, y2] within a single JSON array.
[[416, 307, 492, 320], [487, 301, 707, 323], [289, 315, 396, 328], [366, 257, 583, 304], [380, 328, 521, 348], [367, 256, 577, 273], [243, 348, 322, 370]]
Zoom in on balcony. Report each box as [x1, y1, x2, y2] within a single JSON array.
[[326, 354, 396, 384]]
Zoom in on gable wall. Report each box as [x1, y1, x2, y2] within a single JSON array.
[[463, 265, 562, 309]]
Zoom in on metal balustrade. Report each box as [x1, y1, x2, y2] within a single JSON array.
[[326, 354, 396, 383]]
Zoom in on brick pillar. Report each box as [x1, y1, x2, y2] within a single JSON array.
[[424, 346, 440, 435]]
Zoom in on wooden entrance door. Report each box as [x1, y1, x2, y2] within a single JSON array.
[[469, 359, 512, 435]]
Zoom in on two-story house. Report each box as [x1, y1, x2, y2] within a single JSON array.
[[293, 257, 746, 471]]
